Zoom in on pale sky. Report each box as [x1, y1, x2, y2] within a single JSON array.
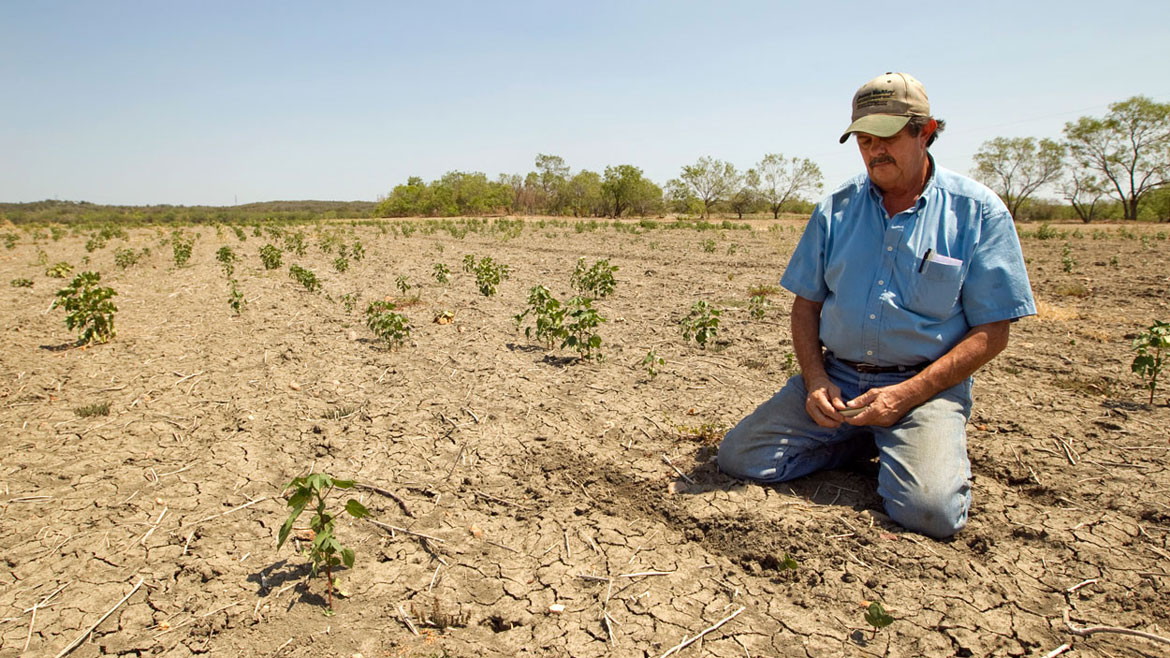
[[2, 1, 1168, 206]]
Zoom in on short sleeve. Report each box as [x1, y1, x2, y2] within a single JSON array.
[[960, 208, 1037, 326], [780, 210, 830, 302]]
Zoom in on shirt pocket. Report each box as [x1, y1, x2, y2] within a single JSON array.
[[906, 256, 964, 319]]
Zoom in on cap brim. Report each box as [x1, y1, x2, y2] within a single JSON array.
[[838, 115, 912, 144]]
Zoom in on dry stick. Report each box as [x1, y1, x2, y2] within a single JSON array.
[[171, 371, 204, 388], [659, 606, 746, 658], [661, 454, 696, 484], [398, 604, 419, 636], [187, 496, 269, 527], [354, 482, 414, 517], [139, 506, 168, 546], [1041, 644, 1071, 658], [271, 637, 293, 656], [54, 577, 144, 658], [366, 518, 446, 543], [1063, 609, 1170, 646]]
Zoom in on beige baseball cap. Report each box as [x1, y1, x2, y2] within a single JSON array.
[[839, 72, 930, 143]]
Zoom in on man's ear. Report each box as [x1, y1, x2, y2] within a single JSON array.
[[923, 118, 938, 141]]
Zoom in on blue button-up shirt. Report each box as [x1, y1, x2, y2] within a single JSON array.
[[780, 157, 1036, 366]]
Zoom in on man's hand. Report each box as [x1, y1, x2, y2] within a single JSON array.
[[840, 383, 914, 427], [805, 376, 847, 428]]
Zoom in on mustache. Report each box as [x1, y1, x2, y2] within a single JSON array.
[[869, 155, 896, 167]]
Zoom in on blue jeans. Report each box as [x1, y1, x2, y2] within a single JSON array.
[[717, 356, 973, 539]]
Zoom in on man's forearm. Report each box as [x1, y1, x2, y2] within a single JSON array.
[[791, 296, 828, 386], [895, 320, 1011, 408]]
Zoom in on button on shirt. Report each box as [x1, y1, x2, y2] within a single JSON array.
[[780, 158, 1036, 366]]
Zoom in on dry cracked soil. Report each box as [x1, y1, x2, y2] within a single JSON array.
[[1, 217, 1168, 658]]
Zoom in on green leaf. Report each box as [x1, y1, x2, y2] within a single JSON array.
[[286, 490, 311, 510], [780, 553, 798, 570], [277, 515, 296, 549], [341, 547, 355, 568], [331, 479, 355, 489], [345, 499, 370, 519], [865, 601, 894, 630]]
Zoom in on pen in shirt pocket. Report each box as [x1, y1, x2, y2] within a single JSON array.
[[917, 248, 933, 273]]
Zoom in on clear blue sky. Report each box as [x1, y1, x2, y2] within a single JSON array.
[[2, 1, 1167, 206]]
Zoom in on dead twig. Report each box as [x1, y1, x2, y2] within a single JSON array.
[[398, 604, 419, 635], [187, 496, 268, 527], [24, 583, 68, 653], [1063, 608, 1170, 646], [659, 606, 746, 657], [662, 454, 696, 484], [366, 518, 446, 544], [354, 482, 413, 517], [55, 577, 144, 658]]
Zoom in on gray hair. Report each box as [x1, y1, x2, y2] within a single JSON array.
[[906, 116, 946, 147]]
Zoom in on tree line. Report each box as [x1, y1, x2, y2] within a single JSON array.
[[973, 96, 1170, 222], [373, 153, 824, 220]]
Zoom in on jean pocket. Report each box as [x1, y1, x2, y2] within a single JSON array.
[[907, 258, 963, 318]]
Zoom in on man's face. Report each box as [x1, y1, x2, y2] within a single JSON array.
[[856, 125, 930, 194]]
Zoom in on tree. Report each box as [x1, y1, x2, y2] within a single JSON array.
[[678, 156, 739, 218], [972, 137, 1065, 219], [602, 165, 655, 218], [375, 176, 427, 217], [728, 168, 761, 219], [1063, 96, 1170, 220], [628, 177, 663, 217], [1060, 169, 1108, 223], [756, 154, 823, 219], [565, 170, 605, 217], [534, 154, 570, 214]]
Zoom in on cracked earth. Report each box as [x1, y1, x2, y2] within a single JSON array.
[[2, 219, 1168, 657]]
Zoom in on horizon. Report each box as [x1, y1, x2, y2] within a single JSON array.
[[3, 1, 1168, 206]]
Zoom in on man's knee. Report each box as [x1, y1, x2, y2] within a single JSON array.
[[716, 425, 754, 480], [885, 487, 969, 539]]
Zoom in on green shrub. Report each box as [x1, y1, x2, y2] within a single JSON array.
[[680, 301, 721, 348], [514, 285, 564, 348], [10, 278, 33, 288], [260, 244, 283, 270], [233, 226, 248, 241], [289, 265, 320, 292], [46, 262, 73, 278], [171, 231, 194, 267], [365, 300, 410, 348], [114, 247, 140, 269], [284, 231, 307, 256], [570, 257, 619, 298], [53, 271, 117, 345], [472, 256, 510, 297], [216, 246, 237, 277], [562, 296, 606, 361], [433, 263, 450, 285]]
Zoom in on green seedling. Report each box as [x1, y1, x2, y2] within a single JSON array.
[[641, 350, 664, 378], [570, 257, 619, 298], [333, 256, 350, 273], [1132, 320, 1170, 405], [339, 292, 359, 313], [289, 265, 320, 292], [228, 279, 245, 314], [749, 294, 770, 320], [114, 247, 140, 269], [562, 296, 606, 361], [171, 231, 194, 267], [680, 301, 722, 349], [260, 244, 283, 270], [462, 254, 476, 273], [34, 248, 49, 265], [46, 262, 73, 278], [395, 275, 411, 295], [284, 231, 307, 256], [53, 271, 117, 345], [783, 351, 797, 374], [515, 285, 564, 348], [864, 601, 894, 637], [232, 225, 247, 241], [700, 238, 716, 253], [779, 553, 799, 570], [433, 263, 450, 285], [3, 232, 18, 249], [1060, 243, 1076, 273], [84, 234, 107, 252], [216, 246, 237, 277], [350, 240, 364, 262], [10, 278, 33, 288], [277, 472, 369, 614], [472, 256, 510, 297], [365, 301, 410, 349]]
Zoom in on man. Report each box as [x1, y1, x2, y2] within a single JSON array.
[[717, 72, 1035, 539]]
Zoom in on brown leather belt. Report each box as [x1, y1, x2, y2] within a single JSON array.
[[834, 357, 929, 374]]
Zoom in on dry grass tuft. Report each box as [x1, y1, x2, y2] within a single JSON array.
[[1035, 299, 1079, 323]]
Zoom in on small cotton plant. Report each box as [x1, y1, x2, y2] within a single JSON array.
[[680, 301, 722, 348], [1132, 320, 1170, 405], [53, 271, 117, 345], [278, 473, 369, 614], [365, 301, 411, 349]]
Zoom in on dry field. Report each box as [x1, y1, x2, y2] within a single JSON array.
[[1, 218, 1168, 658]]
